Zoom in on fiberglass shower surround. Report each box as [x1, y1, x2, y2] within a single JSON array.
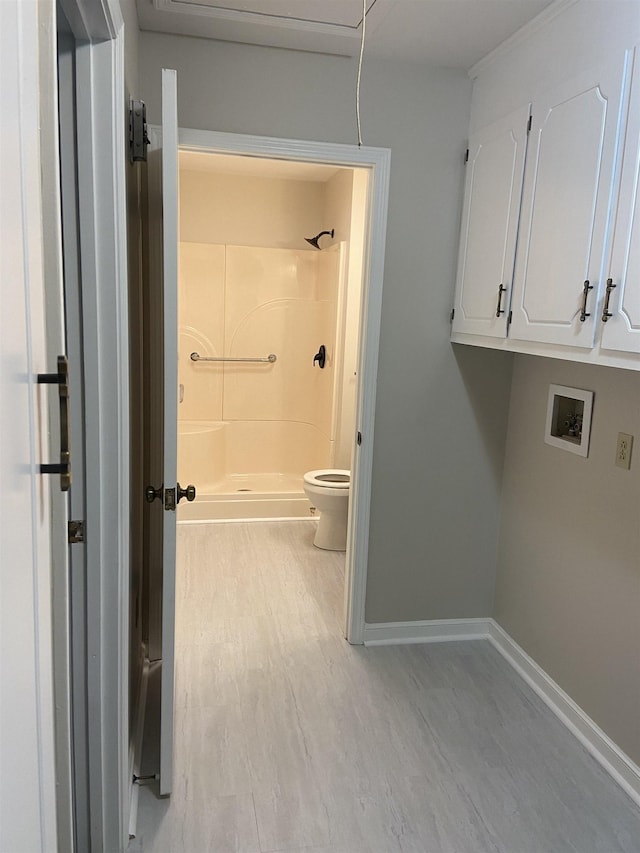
[[176, 241, 346, 520]]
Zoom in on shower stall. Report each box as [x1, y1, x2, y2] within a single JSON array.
[[177, 241, 349, 520]]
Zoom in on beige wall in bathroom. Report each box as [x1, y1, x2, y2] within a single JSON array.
[[326, 170, 367, 470], [324, 169, 354, 247], [179, 169, 325, 249], [324, 169, 356, 470]]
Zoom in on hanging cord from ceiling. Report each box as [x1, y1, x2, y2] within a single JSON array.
[[356, 0, 367, 146]]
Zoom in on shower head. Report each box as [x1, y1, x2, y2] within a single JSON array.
[[305, 229, 335, 250]]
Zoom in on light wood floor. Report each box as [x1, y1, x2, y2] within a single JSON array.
[[129, 520, 640, 853]]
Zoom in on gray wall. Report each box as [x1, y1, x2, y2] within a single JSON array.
[[119, 0, 140, 96], [496, 356, 640, 764], [469, 0, 640, 766], [139, 34, 514, 622]]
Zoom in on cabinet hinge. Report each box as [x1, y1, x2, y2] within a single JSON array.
[[129, 99, 149, 163], [450, 308, 455, 322], [527, 115, 532, 133], [357, 431, 362, 446], [464, 148, 469, 163], [507, 309, 513, 326], [68, 520, 84, 544]]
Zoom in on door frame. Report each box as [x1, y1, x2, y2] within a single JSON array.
[[56, 0, 131, 849], [176, 128, 391, 644]]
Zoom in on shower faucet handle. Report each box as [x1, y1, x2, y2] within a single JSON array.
[[313, 345, 326, 369]]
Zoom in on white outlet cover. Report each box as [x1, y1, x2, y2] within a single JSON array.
[[615, 432, 633, 469]]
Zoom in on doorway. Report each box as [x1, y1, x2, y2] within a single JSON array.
[[172, 130, 390, 643], [176, 152, 366, 520], [135, 104, 390, 818]]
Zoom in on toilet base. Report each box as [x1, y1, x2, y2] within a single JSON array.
[[313, 509, 347, 551]]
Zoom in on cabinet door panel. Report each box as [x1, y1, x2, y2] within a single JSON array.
[[510, 59, 627, 348], [602, 47, 640, 354], [452, 106, 530, 338]]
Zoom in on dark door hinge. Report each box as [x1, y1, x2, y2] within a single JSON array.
[[508, 309, 513, 326], [357, 431, 362, 446], [129, 99, 149, 163], [464, 148, 469, 163], [527, 115, 532, 133], [450, 308, 455, 322], [68, 520, 84, 544]]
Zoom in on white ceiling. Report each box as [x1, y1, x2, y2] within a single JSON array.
[[136, 0, 555, 69]]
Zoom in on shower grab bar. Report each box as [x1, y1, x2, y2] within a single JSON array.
[[190, 351, 277, 364]]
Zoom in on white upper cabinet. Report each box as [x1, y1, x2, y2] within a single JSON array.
[[509, 57, 628, 349], [452, 105, 530, 338], [601, 46, 640, 354]]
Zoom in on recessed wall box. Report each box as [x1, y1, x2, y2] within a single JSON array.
[[545, 384, 594, 458]]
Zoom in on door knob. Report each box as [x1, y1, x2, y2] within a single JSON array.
[[177, 482, 196, 503], [145, 485, 163, 503], [313, 345, 326, 368]]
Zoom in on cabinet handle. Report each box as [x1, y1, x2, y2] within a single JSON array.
[[601, 278, 616, 322], [37, 355, 71, 492], [579, 280, 593, 322], [495, 284, 507, 317]]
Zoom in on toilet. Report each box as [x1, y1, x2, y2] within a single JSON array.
[[303, 469, 350, 551]]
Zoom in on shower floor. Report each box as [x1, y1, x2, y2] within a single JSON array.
[[177, 472, 313, 521]]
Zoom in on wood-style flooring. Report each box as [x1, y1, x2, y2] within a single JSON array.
[[129, 520, 640, 853]]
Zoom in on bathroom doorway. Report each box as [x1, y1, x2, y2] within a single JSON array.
[[177, 154, 366, 522], [172, 130, 390, 643]]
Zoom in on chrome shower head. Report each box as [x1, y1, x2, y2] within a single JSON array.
[[305, 229, 335, 250]]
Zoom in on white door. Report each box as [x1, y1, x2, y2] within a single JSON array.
[[509, 58, 627, 348], [1, 0, 58, 848], [452, 105, 530, 339], [601, 46, 640, 354], [146, 68, 181, 796], [160, 68, 180, 797]]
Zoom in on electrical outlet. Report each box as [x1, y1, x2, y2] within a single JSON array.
[[615, 432, 633, 470]]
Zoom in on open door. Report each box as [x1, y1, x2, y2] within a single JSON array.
[[144, 68, 194, 796], [159, 67, 180, 799]]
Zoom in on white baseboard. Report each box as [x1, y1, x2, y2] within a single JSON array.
[[487, 620, 640, 809], [362, 617, 640, 808], [363, 618, 492, 645]]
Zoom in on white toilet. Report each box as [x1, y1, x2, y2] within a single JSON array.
[[303, 469, 350, 551]]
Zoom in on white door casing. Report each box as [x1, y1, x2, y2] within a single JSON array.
[[57, 0, 132, 847], [173, 128, 390, 645], [452, 104, 531, 339], [510, 57, 628, 348]]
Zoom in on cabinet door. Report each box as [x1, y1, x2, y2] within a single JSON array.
[[452, 105, 530, 338], [509, 58, 627, 348], [601, 47, 640, 354]]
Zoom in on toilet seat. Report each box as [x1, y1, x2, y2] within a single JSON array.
[[303, 469, 350, 489]]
